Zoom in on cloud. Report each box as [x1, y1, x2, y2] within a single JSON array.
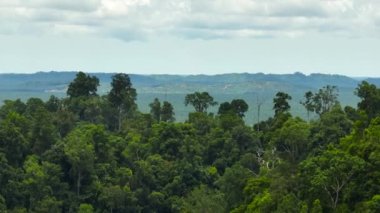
[[0, 0, 379, 40]]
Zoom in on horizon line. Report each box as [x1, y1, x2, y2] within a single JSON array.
[[0, 70, 379, 78]]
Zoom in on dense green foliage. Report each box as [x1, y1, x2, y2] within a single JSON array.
[[0, 72, 379, 213]]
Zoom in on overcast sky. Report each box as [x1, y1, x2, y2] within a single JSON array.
[[0, 0, 379, 76]]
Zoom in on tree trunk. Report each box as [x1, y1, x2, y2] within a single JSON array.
[[77, 170, 81, 197], [334, 190, 339, 209], [257, 103, 261, 131], [118, 107, 122, 132]]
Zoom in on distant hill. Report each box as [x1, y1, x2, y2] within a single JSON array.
[[1, 71, 379, 123]]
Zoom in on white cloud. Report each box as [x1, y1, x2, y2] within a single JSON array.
[[0, 0, 379, 40]]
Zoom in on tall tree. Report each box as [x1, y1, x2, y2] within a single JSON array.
[[218, 102, 232, 115], [273, 92, 292, 115], [312, 85, 339, 115], [355, 81, 380, 120], [66, 72, 100, 121], [161, 101, 175, 122], [149, 98, 161, 122], [300, 91, 314, 121], [231, 99, 249, 118], [218, 99, 249, 118], [67, 72, 99, 98], [185, 92, 217, 113], [108, 73, 137, 131], [300, 86, 339, 118]]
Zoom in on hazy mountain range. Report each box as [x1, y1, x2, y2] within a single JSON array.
[[1, 71, 379, 123]]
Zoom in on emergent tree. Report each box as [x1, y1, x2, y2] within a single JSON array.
[[185, 92, 217, 113], [108, 73, 137, 131], [67, 72, 99, 98]]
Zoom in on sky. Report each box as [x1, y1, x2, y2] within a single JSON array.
[[0, 0, 380, 77]]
